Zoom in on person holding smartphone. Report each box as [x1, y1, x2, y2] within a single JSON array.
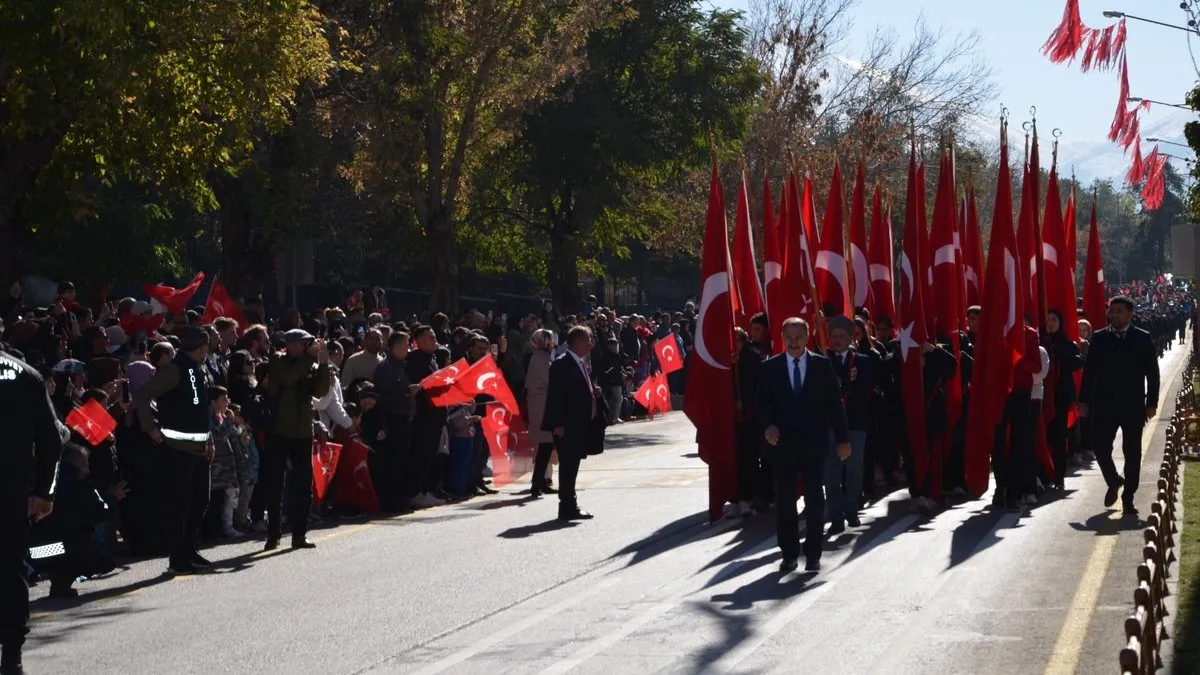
[[261, 330, 333, 550]]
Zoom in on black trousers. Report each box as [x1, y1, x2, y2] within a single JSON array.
[[772, 455, 826, 562], [0, 492, 29, 651], [469, 428, 489, 489], [159, 450, 210, 566], [735, 420, 762, 503], [1002, 390, 1035, 497], [1092, 408, 1146, 501], [261, 435, 313, 541], [532, 442, 555, 490], [1047, 406, 1070, 486], [407, 420, 440, 498], [553, 436, 584, 512], [373, 417, 410, 509]]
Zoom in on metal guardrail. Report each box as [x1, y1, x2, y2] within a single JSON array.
[[1119, 345, 1191, 674]]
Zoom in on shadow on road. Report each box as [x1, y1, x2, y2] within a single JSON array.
[[605, 510, 722, 568], [497, 519, 579, 538], [1069, 510, 1145, 535], [948, 509, 1008, 569]]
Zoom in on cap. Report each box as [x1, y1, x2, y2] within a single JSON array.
[[283, 328, 315, 345], [178, 326, 209, 352], [52, 359, 87, 375], [827, 315, 855, 335]]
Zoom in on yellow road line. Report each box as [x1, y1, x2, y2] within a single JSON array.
[[1043, 344, 1187, 675]]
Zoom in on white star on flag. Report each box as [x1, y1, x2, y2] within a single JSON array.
[[899, 322, 919, 362]]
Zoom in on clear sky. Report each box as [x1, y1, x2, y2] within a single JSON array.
[[712, 0, 1199, 182]]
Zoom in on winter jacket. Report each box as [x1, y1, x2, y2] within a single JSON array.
[[265, 353, 332, 440], [210, 410, 241, 490]]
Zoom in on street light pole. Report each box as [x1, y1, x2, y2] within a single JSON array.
[[1128, 97, 1194, 111], [1103, 10, 1197, 34]]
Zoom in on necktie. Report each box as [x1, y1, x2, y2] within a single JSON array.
[[792, 357, 802, 393]]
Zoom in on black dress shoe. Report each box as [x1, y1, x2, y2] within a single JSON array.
[[1, 652, 24, 675], [826, 521, 846, 537], [167, 561, 199, 575], [264, 538, 279, 551], [540, 486, 558, 495], [291, 537, 317, 549], [557, 510, 594, 521], [477, 484, 500, 495], [1104, 485, 1121, 508], [780, 557, 799, 572], [530, 490, 543, 499], [846, 513, 861, 527], [805, 558, 821, 572], [189, 551, 212, 568], [1123, 502, 1139, 516]]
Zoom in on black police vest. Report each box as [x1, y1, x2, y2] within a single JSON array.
[[157, 353, 210, 442]]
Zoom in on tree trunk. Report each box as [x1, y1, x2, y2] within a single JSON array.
[[427, 209, 459, 314], [209, 172, 255, 299], [549, 225, 581, 315]]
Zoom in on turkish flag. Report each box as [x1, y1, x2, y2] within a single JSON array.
[[964, 123, 1025, 498], [1065, 187, 1079, 276], [867, 184, 895, 323], [1041, 164, 1067, 331], [449, 357, 519, 413], [422, 359, 476, 407], [684, 160, 738, 522], [634, 372, 672, 418], [480, 404, 518, 486], [899, 144, 931, 498], [1017, 164, 1039, 324], [962, 184, 985, 308], [848, 162, 871, 313], [655, 337, 683, 374], [329, 435, 380, 513], [202, 279, 247, 330], [761, 177, 784, 354], [145, 272, 205, 315], [915, 161, 935, 339], [731, 170, 765, 329], [815, 160, 850, 317], [635, 376, 659, 417], [67, 400, 117, 446], [930, 149, 963, 438], [311, 441, 343, 501], [1083, 198, 1107, 330], [778, 173, 814, 338]]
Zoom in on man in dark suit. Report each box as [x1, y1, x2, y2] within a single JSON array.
[[542, 325, 606, 521], [824, 315, 873, 533], [1079, 295, 1160, 515], [755, 317, 851, 573]]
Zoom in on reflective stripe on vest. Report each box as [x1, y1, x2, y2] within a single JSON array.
[[161, 428, 211, 442]]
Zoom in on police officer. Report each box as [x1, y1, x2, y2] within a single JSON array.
[[1, 347, 66, 675], [134, 327, 215, 575]]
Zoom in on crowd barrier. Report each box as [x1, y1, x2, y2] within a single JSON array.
[[1119, 344, 1192, 674]]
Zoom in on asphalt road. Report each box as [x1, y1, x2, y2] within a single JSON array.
[[25, 337, 1191, 675]]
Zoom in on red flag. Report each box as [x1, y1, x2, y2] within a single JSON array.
[[480, 404, 518, 486], [635, 376, 660, 417], [962, 183, 985, 308], [66, 400, 117, 446], [1017, 162, 1038, 326], [1030, 129, 1049, 328], [312, 441, 343, 501], [761, 177, 784, 353], [929, 149, 963, 440], [915, 161, 935, 338], [329, 436, 380, 513], [450, 357, 519, 414], [964, 123, 1025, 497], [799, 174, 827, 347], [867, 185, 895, 322], [731, 170, 765, 328], [815, 161, 850, 317], [1065, 187, 1078, 277], [1083, 196, 1107, 329], [422, 358, 470, 389], [848, 162, 871, 312], [684, 160, 738, 522], [655, 336, 684, 374], [145, 272, 205, 315], [1041, 162, 1066, 326], [201, 279, 247, 330], [900, 143, 930, 497]]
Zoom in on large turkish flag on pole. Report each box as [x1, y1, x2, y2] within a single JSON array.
[[815, 161, 850, 317], [731, 170, 765, 329], [964, 121, 1026, 498], [684, 160, 738, 522], [1083, 196, 1107, 330], [963, 184, 985, 308], [761, 177, 784, 353], [848, 161, 872, 313], [867, 184, 895, 322], [899, 143, 930, 497]]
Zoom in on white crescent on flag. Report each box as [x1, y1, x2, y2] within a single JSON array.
[[694, 272, 730, 371], [476, 371, 497, 391], [1004, 250, 1018, 335], [850, 244, 870, 307]]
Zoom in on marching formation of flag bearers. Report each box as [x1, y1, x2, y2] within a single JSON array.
[[685, 117, 1188, 574]]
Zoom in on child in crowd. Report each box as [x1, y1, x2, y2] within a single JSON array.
[[208, 386, 242, 539], [229, 403, 260, 532], [621, 373, 638, 421]]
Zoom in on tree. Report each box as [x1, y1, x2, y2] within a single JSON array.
[[500, 0, 761, 313], [0, 1, 332, 284], [345, 0, 614, 313]]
